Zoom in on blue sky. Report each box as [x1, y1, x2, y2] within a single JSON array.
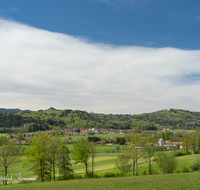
[[0, 1, 200, 114], [1, 0, 200, 49]]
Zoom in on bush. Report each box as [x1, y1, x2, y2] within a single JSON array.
[[115, 154, 132, 175], [59, 174, 75, 180], [182, 166, 190, 173], [155, 152, 178, 174], [142, 170, 147, 175], [75, 175, 83, 179], [102, 172, 116, 178], [175, 169, 181, 173], [189, 157, 200, 171], [154, 146, 168, 151], [84, 172, 99, 178], [174, 150, 191, 157], [105, 149, 110, 153], [101, 171, 124, 178], [151, 169, 161, 175], [116, 146, 120, 153], [111, 149, 115, 153]]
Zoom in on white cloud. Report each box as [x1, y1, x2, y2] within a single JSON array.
[[0, 19, 200, 114]]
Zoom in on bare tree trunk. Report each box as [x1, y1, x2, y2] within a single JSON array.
[[49, 162, 52, 181], [92, 156, 94, 176], [136, 155, 138, 176], [5, 166, 7, 185], [133, 160, 135, 176], [40, 160, 44, 182], [85, 162, 88, 174], [149, 155, 151, 175], [53, 162, 55, 181], [136, 162, 138, 176]]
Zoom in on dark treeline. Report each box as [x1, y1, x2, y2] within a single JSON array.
[[1, 107, 200, 132], [0, 113, 49, 133]]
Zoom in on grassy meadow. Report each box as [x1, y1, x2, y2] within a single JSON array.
[[2, 172, 200, 190], [1, 132, 200, 189], [2, 142, 200, 179]]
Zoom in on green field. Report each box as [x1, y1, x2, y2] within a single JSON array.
[[2, 143, 200, 179], [170, 129, 196, 133], [60, 133, 127, 141], [1, 172, 200, 190]]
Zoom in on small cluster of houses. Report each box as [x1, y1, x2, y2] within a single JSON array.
[[158, 138, 182, 149], [9, 128, 134, 137]]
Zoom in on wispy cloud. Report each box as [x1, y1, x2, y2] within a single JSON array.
[[97, 0, 153, 8], [4, 3, 20, 12], [0, 19, 200, 114], [97, 32, 133, 35], [169, 12, 181, 18]]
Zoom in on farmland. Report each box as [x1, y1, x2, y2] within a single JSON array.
[[1, 142, 200, 179]]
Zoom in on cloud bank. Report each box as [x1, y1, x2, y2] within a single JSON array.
[[0, 18, 200, 114]]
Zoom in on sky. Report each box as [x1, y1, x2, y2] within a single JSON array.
[[0, 0, 200, 114]]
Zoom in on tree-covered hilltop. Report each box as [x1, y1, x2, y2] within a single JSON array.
[[91, 109, 200, 130], [1, 107, 200, 133]]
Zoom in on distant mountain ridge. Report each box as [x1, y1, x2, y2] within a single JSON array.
[[0, 108, 32, 114]]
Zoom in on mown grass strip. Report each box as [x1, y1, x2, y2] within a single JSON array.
[[1, 172, 200, 190]]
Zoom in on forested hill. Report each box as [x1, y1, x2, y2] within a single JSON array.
[[1, 107, 200, 133], [91, 109, 200, 130]]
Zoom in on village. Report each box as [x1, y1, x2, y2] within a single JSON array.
[[7, 128, 183, 150]]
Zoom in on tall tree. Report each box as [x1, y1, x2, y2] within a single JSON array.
[[196, 130, 200, 153], [0, 140, 20, 185], [72, 139, 91, 174], [127, 134, 145, 176], [190, 132, 197, 154], [24, 132, 50, 182], [182, 133, 191, 154], [58, 144, 73, 177], [155, 152, 178, 174], [115, 154, 131, 175], [47, 136, 62, 181], [142, 136, 156, 175], [90, 142, 97, 176]]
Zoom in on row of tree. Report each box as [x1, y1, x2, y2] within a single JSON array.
[[24, 133, 73, 182]]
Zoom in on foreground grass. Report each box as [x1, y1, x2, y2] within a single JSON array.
[[1, 172, 200, 190]]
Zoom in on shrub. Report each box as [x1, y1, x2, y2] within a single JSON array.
[[181, 166, 190, 173], [189, 157, 200, 171], [75, 175, 83, 179], [155, 152, 178, 174], [59, 174, 75, 180], [105, 149, 110, 153], [174, 150, 187, 157], [115, 154, 132, 175], [111, 149, 115, 153], [174, 150, 192, 157], [116, 146, 120, 153], [175, 169, 181, 173], [102, 172, 116, 178], [101, 171, 124, 178], [142, 170, 147, 175], [84, 172, 99, 178], [154, 146, 168, 151]]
